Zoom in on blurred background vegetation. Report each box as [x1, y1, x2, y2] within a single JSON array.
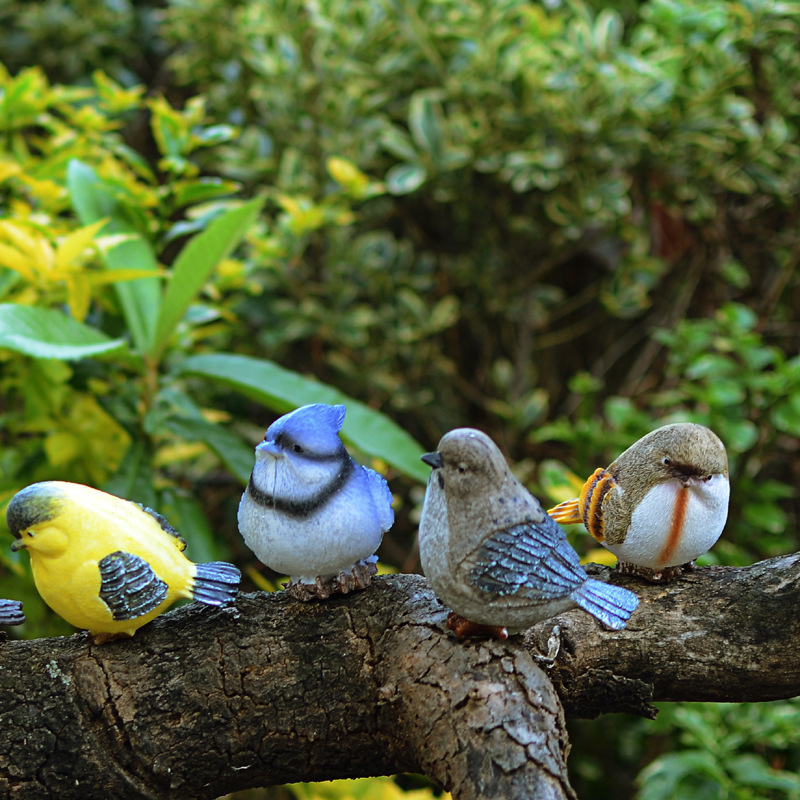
[[0, 0, 799, 798]]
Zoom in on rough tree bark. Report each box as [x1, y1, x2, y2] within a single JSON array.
[[1, 554, 799, 800]]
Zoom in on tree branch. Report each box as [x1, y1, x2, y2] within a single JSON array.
[[1, 555, 799, 800], [0, 574, 573, 800], [526, 553, 800, 719]]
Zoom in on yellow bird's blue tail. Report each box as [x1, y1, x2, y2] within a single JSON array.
[[0, 599, 25, 626], [192, 562, 241, 606]]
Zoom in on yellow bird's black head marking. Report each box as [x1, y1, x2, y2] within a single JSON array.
[[6, 482, 67, 539]]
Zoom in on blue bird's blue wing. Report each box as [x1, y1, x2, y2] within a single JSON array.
[[469, 515, 587, 600], [98, 551, 168, 621]]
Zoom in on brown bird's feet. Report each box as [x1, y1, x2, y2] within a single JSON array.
[[285, 556, 378, 602], [616, 560, 695, 583], [446, 611, 508, 640]]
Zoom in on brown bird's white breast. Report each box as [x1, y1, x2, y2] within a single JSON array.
[[606, 473, 730, 569]]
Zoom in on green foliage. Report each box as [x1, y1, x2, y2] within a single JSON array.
[[0, 63, 424, 639], [3, 1, 800, 798], [637, 702, 800, 800]]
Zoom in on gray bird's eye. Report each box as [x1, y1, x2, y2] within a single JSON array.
[[662, 456, 671, 465], [457, 463, 467, 474]]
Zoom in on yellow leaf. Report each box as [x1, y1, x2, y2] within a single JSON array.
[[55, 219, 108, 272], [244, 565, 281, 592], [17, 174, 65, 204], [582, 546, 617, 567], [154, 441, 208, 468], [276, 193, 303, 217], [66, 273, 90, 321], [0, 161, 21, 183], [0, 221, 54, 274], [83, 268, 164, 285], [44, 431, 83, 466], [327, 156, 370, 194], [0, 241, 36, 281]]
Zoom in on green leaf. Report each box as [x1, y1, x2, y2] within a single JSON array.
[[177, 353, 429, 483], [67, 159, 161, 354], [0, 304, 126, 359], [164, 415, 255, 484], [151, 196, 264, 358], [409, 91, 443, 164], [159, 491, 230, 563], [102, 439, 158, 510], [386, 163, 427, 195]]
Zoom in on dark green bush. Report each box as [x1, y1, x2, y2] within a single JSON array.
[[2, 1, 800, 797]]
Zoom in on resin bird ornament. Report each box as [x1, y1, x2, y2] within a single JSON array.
[[418, 428, 639, 639], [0, 599, 25, 626], [548, 423, 729, 581], [7, 481, 240, 643], [238, 403, 394, 601]]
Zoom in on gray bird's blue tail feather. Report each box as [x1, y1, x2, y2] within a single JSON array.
[[192, 562, 241, 606], [573, 578, 639, 630]]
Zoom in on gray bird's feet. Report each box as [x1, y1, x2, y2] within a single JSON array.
[[446, 611, 509, 640], [285, 556, 378, 601], [616, 560, 695, 583]]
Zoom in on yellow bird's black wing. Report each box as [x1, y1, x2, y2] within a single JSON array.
[[135, 503, 187, 551], [98, 551, 168, 621]]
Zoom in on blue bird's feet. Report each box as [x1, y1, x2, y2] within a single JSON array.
[[285, 556, 379, 602]]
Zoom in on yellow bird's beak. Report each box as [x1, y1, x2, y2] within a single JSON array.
[[10, 538, 26, 552]]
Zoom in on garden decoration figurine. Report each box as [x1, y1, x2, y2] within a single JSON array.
[[238, 403, 394, 601], [548, 423, 729, 582], [418, 428, 639, 640], [7, 481, 241, 643], [0, 599, 25, 626]]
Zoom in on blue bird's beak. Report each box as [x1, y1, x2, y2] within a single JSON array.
[[256, 440, 282, 457]]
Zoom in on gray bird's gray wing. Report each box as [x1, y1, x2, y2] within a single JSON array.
[[469, 514, 588, 600], [98, 551, 168, 621]]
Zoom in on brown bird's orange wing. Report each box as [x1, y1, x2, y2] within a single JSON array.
[[547, 467, 618, 544]]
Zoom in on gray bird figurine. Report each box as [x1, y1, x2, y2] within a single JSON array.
[[419, 428, 639, 639], [548, 423, 729, 581], [0, 599, 25, 626], [238, 403, 394, 601]]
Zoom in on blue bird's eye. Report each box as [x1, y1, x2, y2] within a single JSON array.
[[292, 444, 304, 454]]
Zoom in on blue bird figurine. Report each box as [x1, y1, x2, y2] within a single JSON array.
[[419, 428, 639, 639], [0, 599, 25, 626], [238, 403, 394, 601]]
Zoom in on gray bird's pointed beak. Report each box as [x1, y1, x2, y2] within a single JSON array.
[[10, 538, 25, 552], [421, 451, 443, 469]]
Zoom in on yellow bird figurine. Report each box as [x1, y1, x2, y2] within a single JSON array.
[[7, 481, 241, 643], [548, 423, 729, 581]]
